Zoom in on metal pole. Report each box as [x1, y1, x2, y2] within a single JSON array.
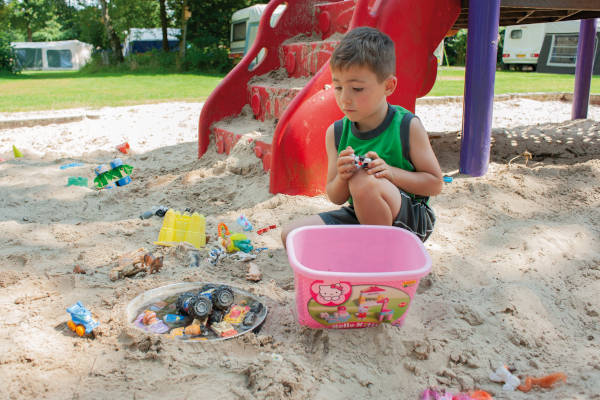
[[459, 0, 501, 176], [572, 18, 598, 120]]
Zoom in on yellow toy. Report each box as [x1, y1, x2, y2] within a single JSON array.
[[155, 209, 206, 249]]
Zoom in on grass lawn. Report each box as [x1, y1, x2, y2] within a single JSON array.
[[0, 71, 224, 112], [1, 67, 599, 112], [429, 66, 600, 96]]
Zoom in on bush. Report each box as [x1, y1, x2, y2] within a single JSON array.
[[183, 44, 233, 73], [0, 31, 21, 74], [80, 44, 234, 74]]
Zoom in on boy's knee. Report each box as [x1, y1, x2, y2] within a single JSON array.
[[349, 172, 379, 202]]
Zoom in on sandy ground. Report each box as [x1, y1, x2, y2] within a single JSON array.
[[0, 98, 599, 400]]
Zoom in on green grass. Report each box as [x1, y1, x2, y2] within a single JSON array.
[[0, 71, 225, 112], [1, 67, 599, 112], [429, 66, 600, 96]]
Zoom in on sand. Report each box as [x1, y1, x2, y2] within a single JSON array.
[[0, 98, 599, 400]]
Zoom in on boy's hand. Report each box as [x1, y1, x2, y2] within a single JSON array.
[[365, 151, 392, 179], [337, 146, 356, 181]]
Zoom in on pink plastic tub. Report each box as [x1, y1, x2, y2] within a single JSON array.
[[286, 225, 431, 329]]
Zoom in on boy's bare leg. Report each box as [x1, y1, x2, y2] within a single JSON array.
[[349, 169, 402, 225], [280, 215, 325, 249]]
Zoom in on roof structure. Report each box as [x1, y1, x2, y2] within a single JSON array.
[[452, 0, 600, 29]]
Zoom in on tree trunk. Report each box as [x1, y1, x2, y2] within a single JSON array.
[[27, 26, 32, 42], [179, 0, 188, 58], [159, 0, 169, 52], [99, 0, 124, 63]]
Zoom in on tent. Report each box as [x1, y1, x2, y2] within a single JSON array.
[[123, 28, 180, 57], [12, 40, 92, 70]]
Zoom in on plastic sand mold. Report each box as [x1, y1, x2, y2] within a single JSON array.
[[154, 209, 206, 249], [126, 282, 268, 342]]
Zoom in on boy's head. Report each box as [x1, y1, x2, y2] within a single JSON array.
[[330, 27, 396, 82]]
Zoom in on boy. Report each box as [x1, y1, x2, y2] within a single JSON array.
[[281, 27, 443, 246]]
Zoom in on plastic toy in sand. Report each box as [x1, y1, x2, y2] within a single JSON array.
[[489, 364, 520, 391], [218, 223, 253, 253], [256, 224, 277, 235], [134, 310, 169, 334], [60, 162, 84, 170], [67, 177, 88, 187], [12, 145, 23, 158], [517, 372, 566, 392], [116, 142, 130, 154], [140, 205, 169, 219], [422, 388, 492, 400], [155, 209, 206, 249], [236, 214, 253, 231], [66, 301, 99, 337], [93, 158, 133, 189]]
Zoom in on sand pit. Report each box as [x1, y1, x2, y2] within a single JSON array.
[[0, 98, 599, 399]]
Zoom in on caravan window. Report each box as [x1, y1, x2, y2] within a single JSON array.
[[47, 50, 73, 68], [15, 48, 42, 69], [510, 29, 522, 39], [548, 35, 579, 66], [232, 22, 246, 41]]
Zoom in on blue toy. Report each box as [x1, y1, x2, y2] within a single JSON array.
[[66, 301, 99, 337]]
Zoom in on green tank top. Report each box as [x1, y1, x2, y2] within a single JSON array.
[[334, 104, 417, 203]]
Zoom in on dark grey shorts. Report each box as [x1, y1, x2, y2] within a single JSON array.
[[319, 191, 435, 242]]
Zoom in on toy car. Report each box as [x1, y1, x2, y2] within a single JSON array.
[[176, 285, 235, 319], [353, 154, 372, 169], [66, 301, 99, 337]]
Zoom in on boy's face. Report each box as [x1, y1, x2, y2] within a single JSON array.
[[331, 65, 397, 130]]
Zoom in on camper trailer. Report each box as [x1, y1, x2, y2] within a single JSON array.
[[123, 28, 180, 57], [503, 20, 600, 74], [230, 4, 285, 61], [12, 40, 92, 71]]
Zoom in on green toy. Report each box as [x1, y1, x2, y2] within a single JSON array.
[[67, 177, 88, 187], [93, 159, 133, 189]]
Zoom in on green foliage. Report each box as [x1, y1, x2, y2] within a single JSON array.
[[0, 30, 20, 73], [183, 0, 262, 48], [444, 29, 467, 66], [183, 43, 233, 73], [81, 43, 233, 74], [497, 26, 506, 67]]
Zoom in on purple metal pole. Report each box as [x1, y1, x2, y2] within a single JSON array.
[[459, 0, 500, 176], [572, 18, 598, 120]]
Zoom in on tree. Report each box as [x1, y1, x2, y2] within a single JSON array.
[[158, 0, 168, 52], [8, 0, 57, 41], [98, 0, 123, 62]]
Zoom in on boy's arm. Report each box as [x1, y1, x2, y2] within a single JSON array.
[[325, 124, 355, 204], [366, 118, 443, 196]]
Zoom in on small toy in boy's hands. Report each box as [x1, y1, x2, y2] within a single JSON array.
[[353, 154, 372, 169]]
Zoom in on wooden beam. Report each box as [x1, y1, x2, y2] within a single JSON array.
[[516, 10, 536, 23], [500, 0, 600, 11], [555, 10, 583, 21]]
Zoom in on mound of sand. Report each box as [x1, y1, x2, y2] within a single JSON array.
[[0, 98, 598, 399]]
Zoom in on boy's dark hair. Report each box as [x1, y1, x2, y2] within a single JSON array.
[[330, 27, 396, 82]]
